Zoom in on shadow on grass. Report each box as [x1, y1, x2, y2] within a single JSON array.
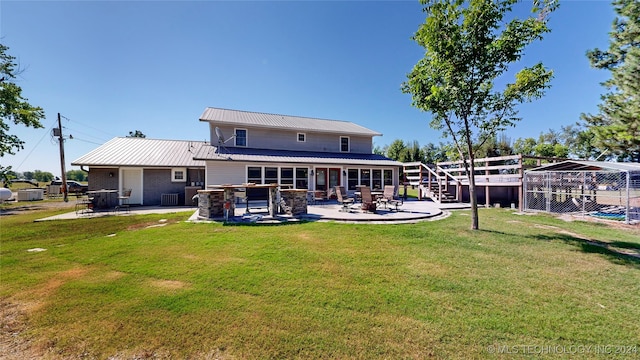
[[222, 218, 315, 227], [531, 233, 639, 268], [481, 229, 640, 268]]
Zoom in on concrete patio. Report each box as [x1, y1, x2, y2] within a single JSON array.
[[194, 198, 472, 224], [35, 199, 470, 224]]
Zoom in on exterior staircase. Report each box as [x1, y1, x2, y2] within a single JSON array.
[[402, 162, 462, 204]]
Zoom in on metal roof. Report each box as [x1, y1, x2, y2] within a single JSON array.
[[72, 137, 207, 168], [527, 160, 640, 172], [199, 107, 383, 137], [193, 145, 402, 166]]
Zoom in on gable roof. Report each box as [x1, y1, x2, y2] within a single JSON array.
[[527, 160, 640, 172], [193, 145, 402, 166], [72, 137, 207, 168], [199, 107, 382, 137]]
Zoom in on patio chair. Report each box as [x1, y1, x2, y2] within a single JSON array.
[[116, 188, 132, 213], [313, 190, 327, 206], [360, 186, 377, 213], [335, 186, 354, 212], [377, 185, 402, 211], [75, 194, 94, 216]]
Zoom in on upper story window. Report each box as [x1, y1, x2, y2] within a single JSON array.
[[340, 136, 350, 152], [235, 129, 247, 147], [297, 133, 306, 142]]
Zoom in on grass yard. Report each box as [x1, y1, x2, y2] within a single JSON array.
[[1, 206, 639, 359]]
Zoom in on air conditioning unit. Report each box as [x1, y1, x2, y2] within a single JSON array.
[[161, 193, 179, 206]]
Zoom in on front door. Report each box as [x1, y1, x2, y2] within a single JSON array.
[[121, 168, 143, 205]]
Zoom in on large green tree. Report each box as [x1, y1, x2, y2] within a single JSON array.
[[402, 0, 556, 230], [0, 43, 45, 183], [581, 0, 640, 162]]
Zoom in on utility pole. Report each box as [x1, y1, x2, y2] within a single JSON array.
[[56, 113, 69, 202]]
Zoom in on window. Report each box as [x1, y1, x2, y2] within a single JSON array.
[[347, 169, 359, 190], [340, 136, 350, 152], [360, 169, 370, 187], [297, 133, 306, 142], [171, 168, 186, 182], [265, 167, 278, 184], [281, 168, 294, 186], [247, 166, 262, 184], [235, 129, 247, 147], [295, 168, 308, 189], [372, 169, 382, 190], [383, 169, 393, 186]]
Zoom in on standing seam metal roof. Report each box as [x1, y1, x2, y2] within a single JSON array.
[[526, 160, 640, 172], [199, 107, 383, 136], [71, 137, 207, 167], [193, 145, 402, 166]]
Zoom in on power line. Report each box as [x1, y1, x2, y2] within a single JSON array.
[[63, 126, 109, 143], [69, 136, 103, 145], [14, 119, 57, 171], [60, 114, 119, 139]]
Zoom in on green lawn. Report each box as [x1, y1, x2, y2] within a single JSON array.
[[1, 206, 639, 359]]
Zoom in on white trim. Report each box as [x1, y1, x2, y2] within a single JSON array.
[[171, 168, 187, 182], [297, 133, 306, 142], [340, 136, 350, 152], [119, 167, 144, 205], [234, 128, 248, 147], [244, 164, 311, 189]]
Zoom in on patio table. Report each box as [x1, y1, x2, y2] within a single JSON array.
[[87, 189, 118, 209]]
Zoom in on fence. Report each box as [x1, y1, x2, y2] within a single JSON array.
[[524, 170, 640, 224]]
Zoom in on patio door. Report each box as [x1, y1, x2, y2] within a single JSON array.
[[315, 168, 327, 191], [315, 167, 341, 193], [328, 168, 340, 192]]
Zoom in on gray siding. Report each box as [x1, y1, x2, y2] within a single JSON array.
[[89, 167, 205, 206], [187, 168, 206, 186], [88, 168, 119, 191], [210, 125, 373, 154], [143, 169, 184, 205], [206, 161, 246, 185], [205, 160, 399, 190]]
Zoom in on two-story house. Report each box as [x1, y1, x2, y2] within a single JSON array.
[[194, 107, 401, 194], [72, 107, 401, 206]]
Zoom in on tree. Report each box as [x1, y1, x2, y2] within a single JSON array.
[[373, 144, 385, 155], [22, 171, 34, 180], [474, 133, 513, 158], [66, 169, 88, 182], [0, 43, 45, 183], [582, 0, 640, 162], [405, 140, 425, 163], [128, 130, 146, 138], [422, 142, 451, 164], [402, 0, 556, 229], [386, 139, 407, 161], [559, 124, 600, 160], [513, 129, 570, 165], [33, 170, 54, 183]]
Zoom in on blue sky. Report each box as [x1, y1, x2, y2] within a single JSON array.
[[2, 0, 614, 176]]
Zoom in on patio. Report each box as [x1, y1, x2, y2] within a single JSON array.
[[190, 198, 469, 224], [35, 199, 469, 224]]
